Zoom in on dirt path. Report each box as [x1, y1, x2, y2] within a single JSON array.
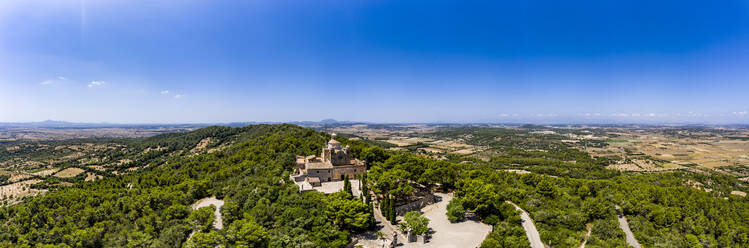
[[506, 201, 544, 248], [579, 223, 592, 248], [192, 196, 225, 230], [615, 205, 641, 248]]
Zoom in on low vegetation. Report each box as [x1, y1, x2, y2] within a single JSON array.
[[446, 198, 465, 223], [402, 211, 429, 235]]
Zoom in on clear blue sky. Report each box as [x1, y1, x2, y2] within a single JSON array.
[[1, 0, 748, 123]]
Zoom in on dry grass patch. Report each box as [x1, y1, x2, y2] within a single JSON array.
[[31, 168, 58, 177], [419, 147, 444, 154], [385, 137, 433, 146], [117, 158, 132, 166], [0, 179, 45, 205], [505, 169, 531, 174], [54, 168, 85, 178], [190, 137, 214, 153], [62, 152, 86, 160], [142, 146, 166, 154], [84, 173, 103, 182], [8, 173, 33, 183], [452, 149, 476, 155]]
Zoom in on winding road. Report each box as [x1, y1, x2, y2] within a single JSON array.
[[506, 201, 544, 248], [192, 196, 225, 229], [615, 205, 641, 248], [186, 196, 225, 242]]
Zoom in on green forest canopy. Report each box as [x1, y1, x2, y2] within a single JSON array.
[[0, 124, 746, 248]]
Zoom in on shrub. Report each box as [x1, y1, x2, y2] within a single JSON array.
[[404, 211, 430, 235], [446, 197, 466, 223]]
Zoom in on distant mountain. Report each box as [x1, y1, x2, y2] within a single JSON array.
[[0, 120, 210, 129], [0, 119, 362, 129]]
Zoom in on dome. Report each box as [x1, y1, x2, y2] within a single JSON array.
[[328, 133, 340, 144]]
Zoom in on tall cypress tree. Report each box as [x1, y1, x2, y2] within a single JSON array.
[[392, 204, 397, 223], [388, 195, 396, 223], [363, 177, 371, 205], [380, 196, 388, 220], [369, 203, 376, 229], [383, 197, 388, 216], [382, 195, 390, 221], [343, 175, 352, 196]]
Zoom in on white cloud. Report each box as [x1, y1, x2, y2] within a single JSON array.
[[734, 111, 748, 116], [88, 81, 106, 88], [160, 90, 169, 95], [40, 76, 68, 86], [174, 94, 184, 99]]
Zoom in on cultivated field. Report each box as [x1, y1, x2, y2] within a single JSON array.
[[325, 124, 483, 158], [583, 127, 749, 177], [326, 124, 749, 180]]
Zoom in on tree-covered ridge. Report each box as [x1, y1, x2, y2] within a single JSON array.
[[0, 124, 352, 247], [0, 126, 246, 190], [615, 173, 749, 247]]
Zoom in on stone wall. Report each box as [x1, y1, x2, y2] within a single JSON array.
[[331, 165, 367, 180], [290, 174, 306, 182], [395, 193, 435, 215], [307, 168, 333, 182]]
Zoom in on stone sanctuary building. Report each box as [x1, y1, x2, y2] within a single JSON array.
[[291, 134, 366, 187]]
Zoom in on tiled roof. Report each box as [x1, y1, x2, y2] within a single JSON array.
[[307, 177, 321, 183], [307, 162, 334, 169]]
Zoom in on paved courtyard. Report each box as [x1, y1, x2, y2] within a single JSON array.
[[358, 193, 491, 248], [410, 193, 491, 248], [296, 179, 362, 197]]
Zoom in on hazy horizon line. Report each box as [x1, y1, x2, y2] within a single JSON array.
[[2, 119, 749, 127]]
